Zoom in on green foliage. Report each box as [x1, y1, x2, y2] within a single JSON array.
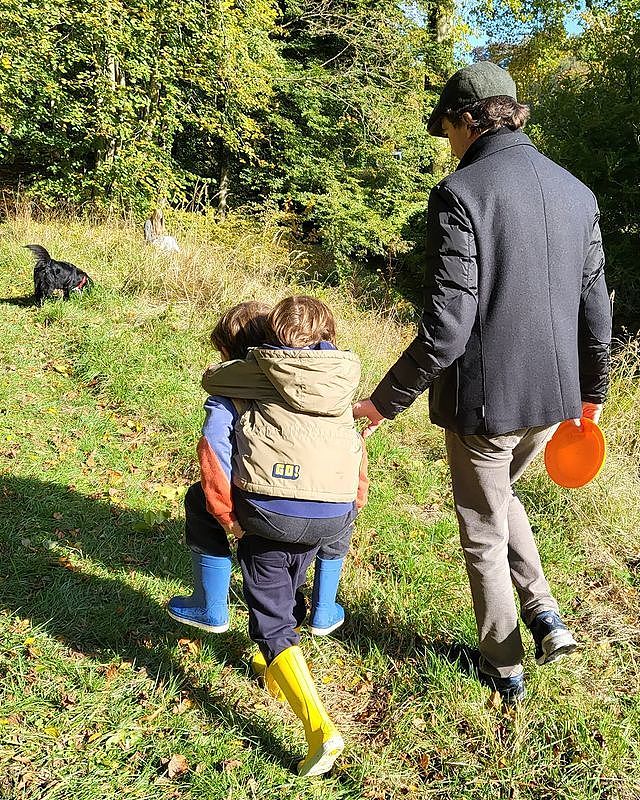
[[0, 0, 281, 212], [525, 6, 640, 328], [0, 0, 453, 271], [233, 1, 448, 270]]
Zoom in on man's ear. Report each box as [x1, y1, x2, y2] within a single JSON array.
[[461, 111, 475, 128]]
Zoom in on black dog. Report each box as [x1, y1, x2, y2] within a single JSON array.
[[25, 245, 93, 305]]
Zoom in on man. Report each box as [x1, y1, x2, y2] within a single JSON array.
[[353, 62, 612, 705]]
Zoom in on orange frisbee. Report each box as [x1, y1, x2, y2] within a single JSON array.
[[544, 418, 606, 489]]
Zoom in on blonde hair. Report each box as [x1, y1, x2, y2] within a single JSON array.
[[149, 208, 165, 238], [211, 301, 272, 360], [268, 295, 337, 348]]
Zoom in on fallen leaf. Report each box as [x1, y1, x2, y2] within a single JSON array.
[[17, 771, 37, 790], [222, 759, 241, 773], [57, 555, 77, 572], [172, 698, 194, 715], [61, 693, 77, 708], [419, 753, 430, 771], [50, 361, 72, 376], [167, 754, 189, 779], [177, 638, 201, 655], [23, 637, 40, 658], [53, 512, 63, 520]]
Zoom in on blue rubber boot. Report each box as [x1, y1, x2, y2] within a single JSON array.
[[168, 552, 231, 633], [309, 557, 345, 636]]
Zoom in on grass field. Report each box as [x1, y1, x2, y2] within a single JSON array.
[[1, 211, 639, 800]]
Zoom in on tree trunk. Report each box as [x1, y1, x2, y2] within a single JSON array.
[[105, 53, 125, 162], [218, 140, 230, 217], [428, 0, 455, 176]]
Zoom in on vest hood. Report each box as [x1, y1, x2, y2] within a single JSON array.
[[251, 348, 360, 416]]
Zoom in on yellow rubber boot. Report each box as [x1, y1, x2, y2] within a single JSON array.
[[251, 651, 285, 702], [267, 645, 344, 777], [251, 628, 301, 702]]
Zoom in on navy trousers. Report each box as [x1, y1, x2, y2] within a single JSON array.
[[183, 482, 355, 662]]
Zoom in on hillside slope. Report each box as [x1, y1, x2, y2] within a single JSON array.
[[1, 213, 639, 800]]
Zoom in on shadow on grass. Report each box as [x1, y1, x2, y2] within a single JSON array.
[[339, 594, 480, 678], [0, 294, 35, 306], [0, 473, 478, 664], [0, 475, 296, 772], [0, 475, 480, 792]]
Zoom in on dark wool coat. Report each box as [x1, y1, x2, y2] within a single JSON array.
[[371, 128, 612, 436]]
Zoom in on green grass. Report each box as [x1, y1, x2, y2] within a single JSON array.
[[1, 213, 639, 799]]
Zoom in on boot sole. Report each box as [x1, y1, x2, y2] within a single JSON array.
[[297, 734, 344, 777], [167, 609, 229, 633], [536, 629, 579, 665], [310, 618, 344, 637]]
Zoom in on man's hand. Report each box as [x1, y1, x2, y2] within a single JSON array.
[[353, 398, 387, 439], [224, 519, 245, 540], [572, 401, 603, 427]]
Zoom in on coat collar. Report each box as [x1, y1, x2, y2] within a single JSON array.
[[456, 127, 536, 171]]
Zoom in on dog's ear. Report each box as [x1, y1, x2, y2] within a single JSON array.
[[25, 244, 51, 263]]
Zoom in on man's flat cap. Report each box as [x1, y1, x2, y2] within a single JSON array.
[[427, 61, 517, 137]]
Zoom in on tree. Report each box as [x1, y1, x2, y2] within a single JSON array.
[[0, 0, 281, 212], [529, 5, 640, 327], [233, 0, 453, 272]]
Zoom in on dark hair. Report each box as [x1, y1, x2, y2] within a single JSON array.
[[446, 95, 530, 133], [268, 295, 337, 348], [210, 301, 272, 360]]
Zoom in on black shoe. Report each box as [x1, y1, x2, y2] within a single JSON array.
[[528, 611, 579, 666], [478, 670, 526, 706]]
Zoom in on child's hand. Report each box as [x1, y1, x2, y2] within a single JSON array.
[[225, 519, 245, 540]]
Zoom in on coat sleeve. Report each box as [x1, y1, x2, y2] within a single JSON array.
[[201, 358, 277, 400], [578, 206, 612, 403], [371, 185, 478, 419], [197, 396, 238, 527]]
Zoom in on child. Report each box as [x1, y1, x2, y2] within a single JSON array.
[[144, 208, 180, 253], [169, 296, 367, 776], [167, 301, 271, 633]]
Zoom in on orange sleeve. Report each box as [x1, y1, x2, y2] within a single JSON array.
[[356, 439, 369, 510], [197, 436, 235, 528]]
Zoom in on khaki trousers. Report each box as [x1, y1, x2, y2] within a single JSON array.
[[445, 425, 560, 678]]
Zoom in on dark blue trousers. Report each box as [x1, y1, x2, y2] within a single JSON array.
[[183, 482, 355, 663]]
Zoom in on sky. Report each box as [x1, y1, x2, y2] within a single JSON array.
[[461, 1, 586, 53]]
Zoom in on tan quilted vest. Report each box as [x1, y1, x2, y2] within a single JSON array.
[[202, 348, 363, 502]]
